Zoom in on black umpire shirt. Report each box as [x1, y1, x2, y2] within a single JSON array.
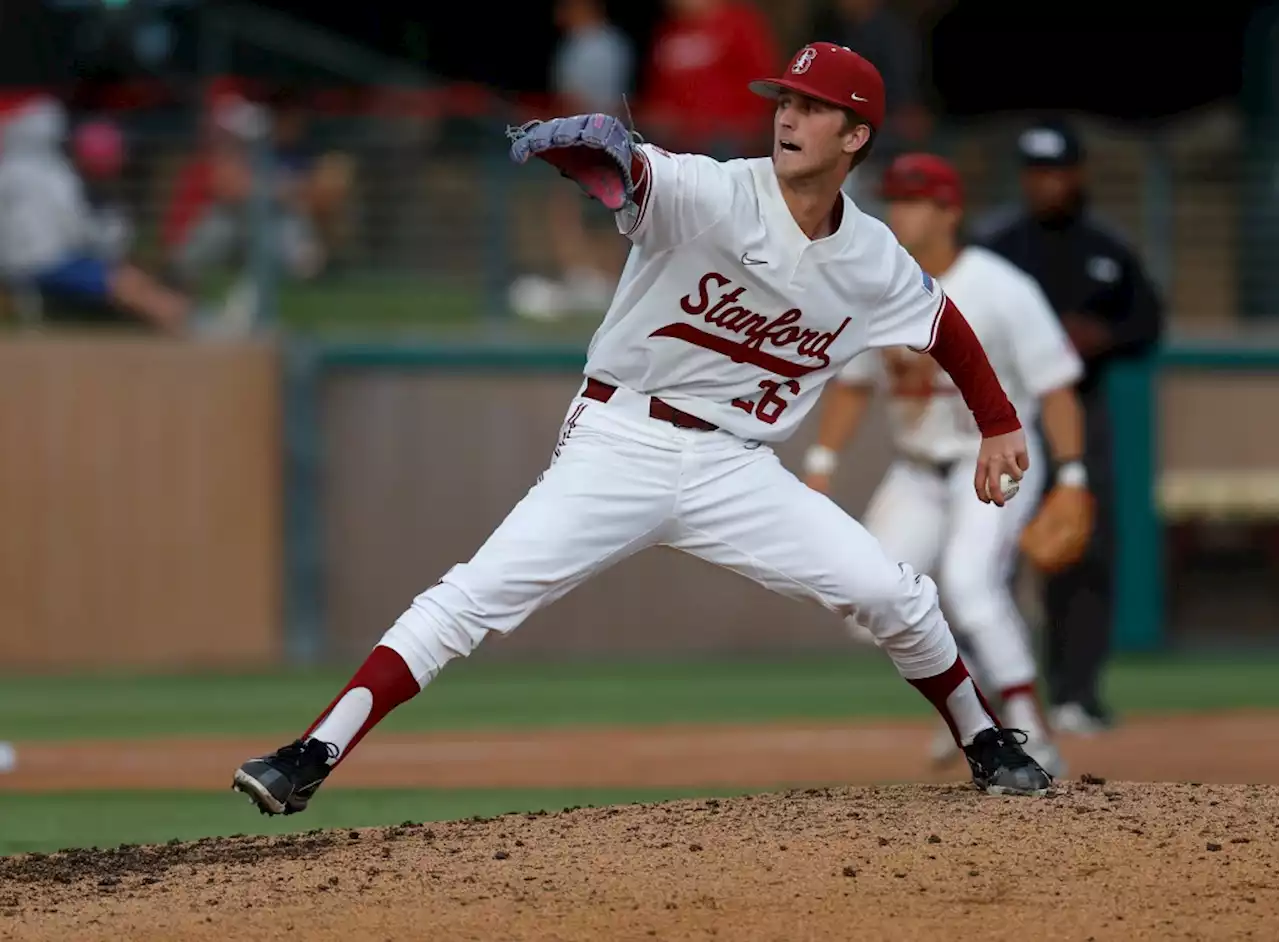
[[976, 200, 1164, 393]]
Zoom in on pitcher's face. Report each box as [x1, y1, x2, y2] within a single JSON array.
[[772, 91, 867, 183]]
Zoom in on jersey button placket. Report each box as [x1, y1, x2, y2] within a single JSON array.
[[787, 247, 808, 290]]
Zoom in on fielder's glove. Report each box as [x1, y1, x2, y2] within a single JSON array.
[[507, 114, 642, 211], [1019, 484, 1095, 573]]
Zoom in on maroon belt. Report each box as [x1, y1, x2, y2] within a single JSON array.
[[583, 378, 719, 432]]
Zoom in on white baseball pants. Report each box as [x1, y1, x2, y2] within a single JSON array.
[[381, 382, 959, 685], [847, 447, 1046, 692]]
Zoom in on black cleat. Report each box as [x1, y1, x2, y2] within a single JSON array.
[[231, 738, 337, 815], [964, 727, 1054, 796]]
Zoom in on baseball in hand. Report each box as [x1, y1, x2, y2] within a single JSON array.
[[999, 473, 1020, 501]]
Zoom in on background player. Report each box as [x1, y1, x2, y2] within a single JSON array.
[[803, 152, 1090, 776], [232, 43, 1054, 815], [973, 119, 1165, 734]]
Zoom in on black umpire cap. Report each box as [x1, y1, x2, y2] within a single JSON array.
[[1017, 117, 1084, 167]]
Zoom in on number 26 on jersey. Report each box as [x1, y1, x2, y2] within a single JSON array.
[[732, 379, 800, 425]]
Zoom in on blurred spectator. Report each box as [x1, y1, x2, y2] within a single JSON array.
[[641, 0, 780, 156], [71, 117, 135, 265], [162, 91, 328, 306], [267, 87, 354, 269], [808, 0, 932, 213], [161, 85, 235, 261], [510, 0, 635, 320], [0, 96, 190, 333], [550, 0, 633, 113], [972, 116, 1165, 737]]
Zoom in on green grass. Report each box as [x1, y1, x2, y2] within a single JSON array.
[[275, 276, 479, 330], [0, 653, 1273, 742], [17, 267, 596, 338], [0, 655, 906, 740], [0, 787, 758, 856], [238, 273, 598, 341]]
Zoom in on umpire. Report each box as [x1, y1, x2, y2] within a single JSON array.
[[975, 117, 1164, 734]]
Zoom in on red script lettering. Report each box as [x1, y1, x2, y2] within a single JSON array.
[[656, 272, 850, 379]]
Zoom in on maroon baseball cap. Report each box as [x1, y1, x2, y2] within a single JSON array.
[[749, 42, 886, 131], [880, 153, 964, 208]]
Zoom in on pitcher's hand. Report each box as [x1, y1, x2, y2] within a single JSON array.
[[975, 428, 1029, 506]]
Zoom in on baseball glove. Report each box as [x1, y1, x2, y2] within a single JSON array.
[[1019, 484, 1095, 573], [507, 114, 641, 211]]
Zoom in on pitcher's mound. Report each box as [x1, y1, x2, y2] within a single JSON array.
[[2, 781, 1276, 941]]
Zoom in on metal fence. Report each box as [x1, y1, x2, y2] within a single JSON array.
[[22, 94, 1272, 338]]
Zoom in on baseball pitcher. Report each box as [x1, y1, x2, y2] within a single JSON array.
[[233, 43, 1055, 816], [803, 153, 1094, 777]]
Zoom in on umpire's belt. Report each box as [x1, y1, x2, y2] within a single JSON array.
[[583, 378, 719, 432]]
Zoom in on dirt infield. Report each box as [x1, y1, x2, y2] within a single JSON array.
[[1, 710, 1276, 792], [1, 713, 1276, 940], [1, 781, 1276, 942]]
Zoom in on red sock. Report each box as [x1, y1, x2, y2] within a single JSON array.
[[304, 645, 420, 767], [908, 656, 1002, 747]]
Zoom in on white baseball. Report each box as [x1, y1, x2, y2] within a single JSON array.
[[999, 473, 1019, 501]]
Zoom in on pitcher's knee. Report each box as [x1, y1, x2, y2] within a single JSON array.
[[851, 562, 942, 642], [852, 562, 956, 679], [378, 575, 497, 686]]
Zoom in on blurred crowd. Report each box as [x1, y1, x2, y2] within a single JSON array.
[[0, 0, 942, 332], [0, 81, 353, 335], [0, 0, 1236, 339]]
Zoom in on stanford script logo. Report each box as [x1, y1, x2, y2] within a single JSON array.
[[649, 272, 850, 379]]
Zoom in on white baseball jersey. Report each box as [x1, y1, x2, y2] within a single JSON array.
[[838, 245, 1082, 463], [370, 141, 990, 758], [580, 144, 947, 442]]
